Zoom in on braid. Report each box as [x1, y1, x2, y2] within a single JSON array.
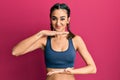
[[67, 24, 75, 39]]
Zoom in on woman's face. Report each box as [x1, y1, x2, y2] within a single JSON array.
[[51, 9, 70, 32]]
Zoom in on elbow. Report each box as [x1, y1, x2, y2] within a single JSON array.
[[92, 67, 97, 74], [87, 64, 97, 74], [91, 65, 97, 74], [12, 51, 20, 56], [12, 49, 23, 56]]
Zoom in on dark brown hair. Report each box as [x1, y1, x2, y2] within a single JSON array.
[[50, 3, 75, 39]]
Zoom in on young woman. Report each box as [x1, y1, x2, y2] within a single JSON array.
[[12, 3, 97, 80]]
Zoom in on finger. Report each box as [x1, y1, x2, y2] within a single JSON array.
[[47, 71, 61, 75], [47, 72, 51, 75], [47, 72, 54, 76], [56, 32, 69, 35], [65, 67, 71, 70], [64, 68, 72, 74], [57, 70, 65, 74], [62, 32, 69, 35]]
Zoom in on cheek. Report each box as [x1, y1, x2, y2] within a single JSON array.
[[62, 21, 68, 26], [51, 21, 56, 25]]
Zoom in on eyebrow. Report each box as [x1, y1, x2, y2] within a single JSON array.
[[51, 16, 66, 18], [60, 16, 66, 18]]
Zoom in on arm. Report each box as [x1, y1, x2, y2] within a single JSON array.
[[70, 35, 97, 74], [12, 30, 69, 56], [12, 31, 44, 56]]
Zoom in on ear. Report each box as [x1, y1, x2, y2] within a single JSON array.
[[67, 17, 70, 24]]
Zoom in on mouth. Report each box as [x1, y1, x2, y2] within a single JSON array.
[[55, 26, 61, 29]]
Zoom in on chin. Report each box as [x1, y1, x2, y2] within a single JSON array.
[[56, 29, 64, 32], [54, 28, 62, 31]]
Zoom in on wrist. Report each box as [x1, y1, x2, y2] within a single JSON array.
[[64, 68, 74, 75], [36, 31, 43, 39]]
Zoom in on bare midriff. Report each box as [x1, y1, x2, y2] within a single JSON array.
[[46, 68, 75, 80]]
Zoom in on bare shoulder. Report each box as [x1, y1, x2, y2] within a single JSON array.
[[72, 35, 83, 42], [72, 35, 84, 50]]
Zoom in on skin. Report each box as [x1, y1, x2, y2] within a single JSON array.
[[12, 9, 97, 80]]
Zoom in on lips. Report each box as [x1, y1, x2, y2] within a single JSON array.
[[55, 26, 61, 29]]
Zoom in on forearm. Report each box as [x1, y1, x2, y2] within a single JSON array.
[[47, 65, 97, 76], [72, 65, 97, 74], [12, 31, 43, 56]]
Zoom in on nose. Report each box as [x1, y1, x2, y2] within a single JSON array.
[[56, 20, 61, 26]]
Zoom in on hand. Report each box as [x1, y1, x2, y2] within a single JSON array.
[[59, 68, 73, 75], [47, 70, 64, 76], [47, 68, 74, 76], [39, 30, 69, 37]]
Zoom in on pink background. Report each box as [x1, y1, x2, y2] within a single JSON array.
[[0, 0, 120, 80]]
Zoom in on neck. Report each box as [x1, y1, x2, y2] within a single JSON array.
[[54, 34, 67, 39]]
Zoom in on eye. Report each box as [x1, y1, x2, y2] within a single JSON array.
[[52, 18, 56, 20], [51, 16, 57, 20], [60, 18, 65, 21]]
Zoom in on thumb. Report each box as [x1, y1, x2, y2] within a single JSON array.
[[64, 68, 73, 74]]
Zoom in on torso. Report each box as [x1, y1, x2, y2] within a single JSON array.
[[42, 35, 77, 80], [42, 35, 77, 51]]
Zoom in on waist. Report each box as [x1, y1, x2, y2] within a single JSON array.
[[47, 67, 74, 72], [46, 68, 75, 80]]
